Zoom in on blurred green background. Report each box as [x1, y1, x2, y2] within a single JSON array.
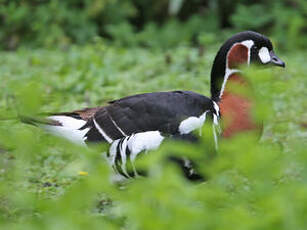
[[1, 0, 306, 50], [0, 0, 307, 230]]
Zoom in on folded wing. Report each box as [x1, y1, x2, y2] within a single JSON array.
[[82, 91, 214, 143]]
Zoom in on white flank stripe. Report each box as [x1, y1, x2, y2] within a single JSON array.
[[109, 139, 120, 165], [93, 118, 113, 143], [109, 142, 122, 176], [120, 138, 130, 177], [126, 135, 139, 177], [108, 132, 164, 178], [179, 111, 208, 135], [128, 131, 164, 160], [110, 117, 127, 136]]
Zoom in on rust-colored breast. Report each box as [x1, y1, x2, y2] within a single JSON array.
[[219, 74, 258, 138]]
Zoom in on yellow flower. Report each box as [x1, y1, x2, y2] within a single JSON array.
[[78, 171, 88, 176]]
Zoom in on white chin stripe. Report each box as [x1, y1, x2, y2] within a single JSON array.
[[258, 47, 271, 64], [241, 40, 254, 49]]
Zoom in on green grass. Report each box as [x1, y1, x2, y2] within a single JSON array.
[[0, 42, 306, 229]]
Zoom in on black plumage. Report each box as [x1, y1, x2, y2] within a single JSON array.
[[84, 91, 216, 143], [210, 31, 274, 101], [24, 31, 285, 180]]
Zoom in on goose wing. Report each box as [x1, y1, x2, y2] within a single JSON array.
[[83, 91, 215, 143]]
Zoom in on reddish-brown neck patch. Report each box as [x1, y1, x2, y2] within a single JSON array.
[[227, 43, 248, 69], [219, 73, 258, 138]]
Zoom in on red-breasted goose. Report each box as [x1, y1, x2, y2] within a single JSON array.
[[27, 31, 285, 179]]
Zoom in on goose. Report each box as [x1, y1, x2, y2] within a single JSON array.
[[24, 31, 285, 179]]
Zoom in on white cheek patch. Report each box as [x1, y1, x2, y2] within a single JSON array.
[[258, 47, 271, 64]]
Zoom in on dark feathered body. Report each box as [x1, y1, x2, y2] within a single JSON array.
[[26, 31, 285, 179], [82, 91, 217, 143]]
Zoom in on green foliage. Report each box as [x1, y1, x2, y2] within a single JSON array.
[[0, 0, 136, 49], [0, 0, 306, 228], [231, 0, 307, 50], [231, 4, 274, 30], [107, 16, 219, 48], [0, 42, 306, 229], [1, 0, 306, 50]]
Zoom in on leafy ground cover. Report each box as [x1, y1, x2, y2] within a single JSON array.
[[0, 42, 306, 229]]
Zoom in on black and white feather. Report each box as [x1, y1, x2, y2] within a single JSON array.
[[42, 91, 220, 178], [25, 31, 285, 180]]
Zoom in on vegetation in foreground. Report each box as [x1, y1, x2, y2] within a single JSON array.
[[0, 43, 307, 229]]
